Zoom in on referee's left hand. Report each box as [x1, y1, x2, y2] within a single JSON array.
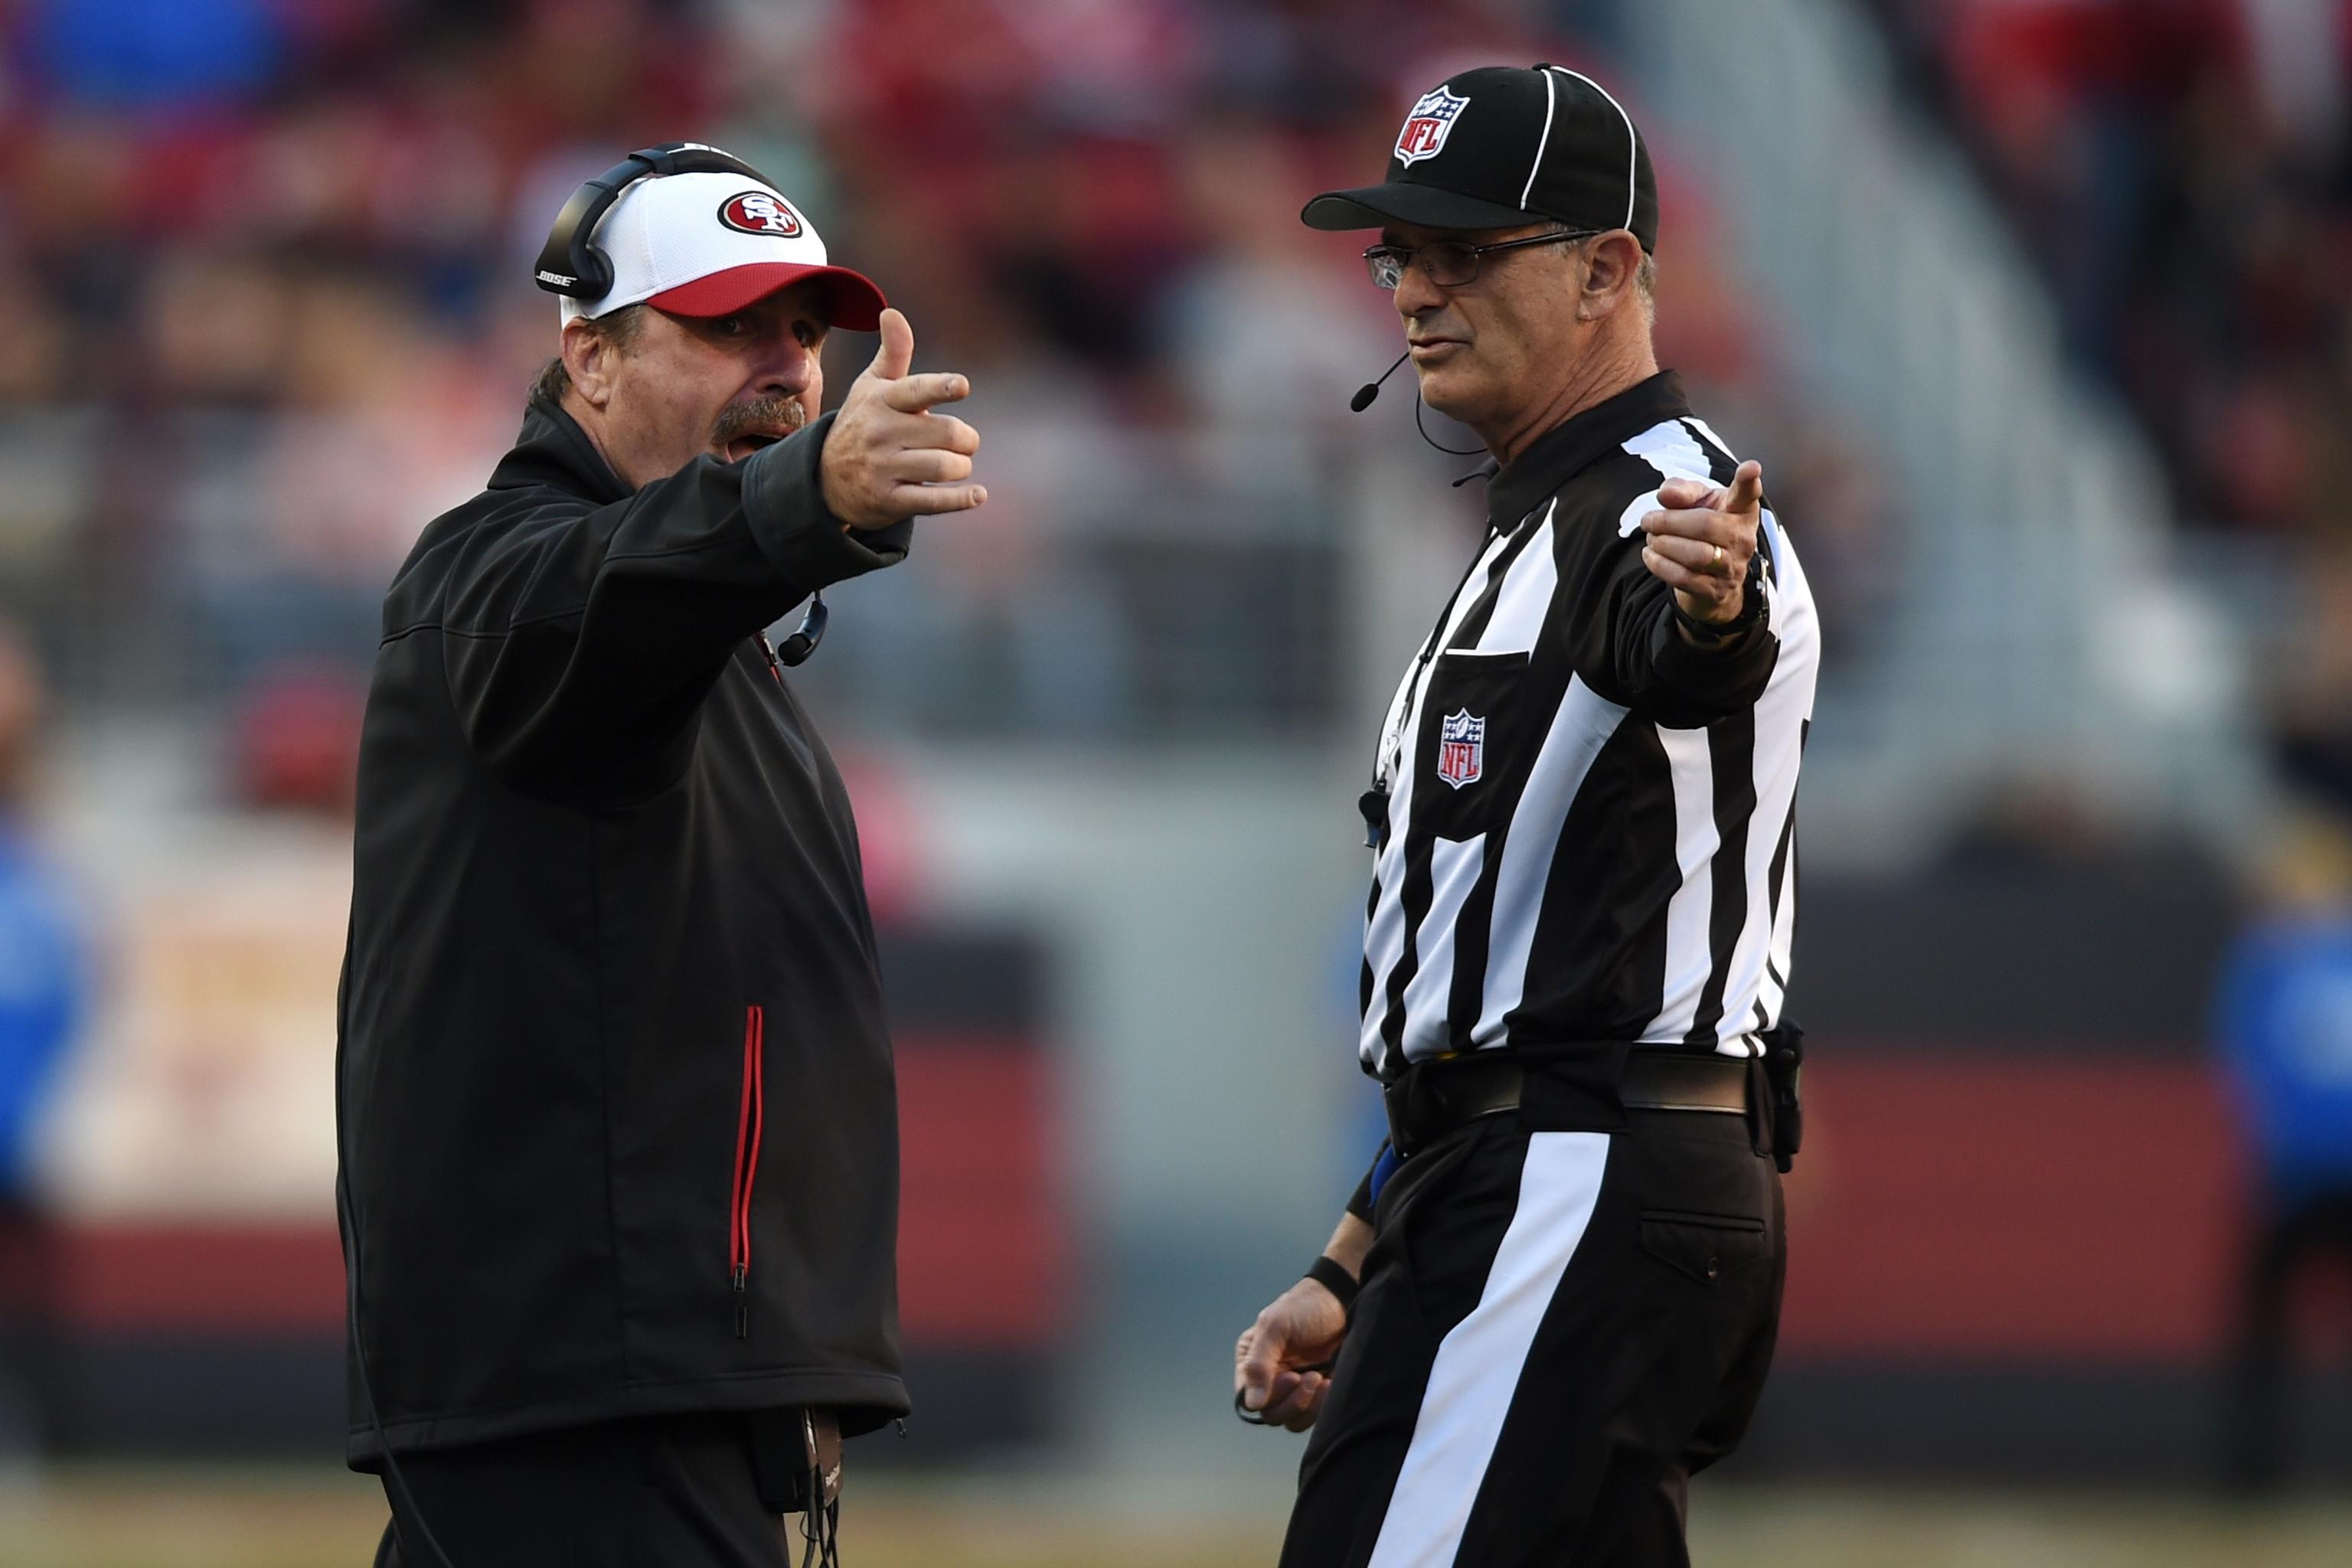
[[1235, 1279, 1348, 1432], [1639, 459, 1762, 625]]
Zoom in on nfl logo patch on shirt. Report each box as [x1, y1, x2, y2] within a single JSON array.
[[1395, 86, 1470, 166], [1436, 709, 1485, 789]]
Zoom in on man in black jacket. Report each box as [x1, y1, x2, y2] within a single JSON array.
[[338, 154, 982, 1566]]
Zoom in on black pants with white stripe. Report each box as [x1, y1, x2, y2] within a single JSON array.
[[1280, 1107, 1785, 1568]]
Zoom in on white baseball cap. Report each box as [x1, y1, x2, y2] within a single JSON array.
[[557, 170, 887, 331]]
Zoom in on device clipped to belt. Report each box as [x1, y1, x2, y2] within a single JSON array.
[[1758, 1017, 1804, 1174], [751, 1407, 844, 1567]]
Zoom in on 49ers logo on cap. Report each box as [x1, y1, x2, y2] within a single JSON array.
[[1395, 86, 1470, 166], [717, 191, 804, 237]]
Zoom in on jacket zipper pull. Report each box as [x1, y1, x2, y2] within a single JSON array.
[[731, 1004, 765, 1341], [756, 633, 782, 684]]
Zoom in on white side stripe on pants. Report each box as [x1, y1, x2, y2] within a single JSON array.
[[1364, 1132, 1612, 1568]]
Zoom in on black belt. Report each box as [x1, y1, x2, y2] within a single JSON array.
[[1380, 1048, 1754, 1158]]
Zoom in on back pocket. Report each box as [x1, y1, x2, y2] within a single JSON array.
[[1638, 1210, 1768, 1286]]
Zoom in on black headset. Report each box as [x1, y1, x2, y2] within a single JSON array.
[[532, 140, 776, 301]]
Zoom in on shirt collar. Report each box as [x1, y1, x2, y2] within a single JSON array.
[[1483, 370, 1690, 532], [488, 396, 632, 506]]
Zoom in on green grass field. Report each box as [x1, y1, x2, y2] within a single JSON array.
[[5, 1466, 2351, 1567]]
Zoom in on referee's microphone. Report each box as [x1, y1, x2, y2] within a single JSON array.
[[1351, 351, 1410, 413], [1348, 347, 1486, 459]]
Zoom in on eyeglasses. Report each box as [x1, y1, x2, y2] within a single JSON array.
[[1361, 230, 1599, 290]]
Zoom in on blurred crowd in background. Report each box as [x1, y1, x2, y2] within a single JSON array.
[[0, 0, 1894, 771], [1869, 0, 2352, 816], [1864, 9, 2352, 1475]]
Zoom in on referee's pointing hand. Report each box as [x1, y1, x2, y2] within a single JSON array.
[[1639, 458, 1762, 626], [818, 307, 986, 528]]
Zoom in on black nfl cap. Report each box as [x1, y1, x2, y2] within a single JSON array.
[[1302, 64, 1658, 251]]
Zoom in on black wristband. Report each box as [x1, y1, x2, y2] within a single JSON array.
[[1674, 554, 1766, 645], [1305, 1255, 1360, 1313]]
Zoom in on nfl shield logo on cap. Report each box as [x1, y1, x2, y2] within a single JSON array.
[[1394, 85, 1471, 167], [1436, 709, 1485, 789], [1302, 64, 1660, 253]]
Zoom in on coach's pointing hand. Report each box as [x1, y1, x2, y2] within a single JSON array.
[[819, 308, 985, 528], [1639, 459, 1762, 626]]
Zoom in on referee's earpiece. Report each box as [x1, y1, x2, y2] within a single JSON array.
[[775, 594, 828, 666]]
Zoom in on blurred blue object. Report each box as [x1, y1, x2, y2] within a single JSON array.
[[0, 819, 85, 1200], [2218, 913, 2352, 1204], [1365, 1140, 1403, 1210], [22, 0, 286, 108]]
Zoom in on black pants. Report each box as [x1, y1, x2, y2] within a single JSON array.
[[372, 1410, 810, 1568], [1280, 1109, 1785, 1568], [2224, 1188, 2352, 1489]]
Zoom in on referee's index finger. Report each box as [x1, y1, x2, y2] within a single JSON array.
[[879, 371, 971, 412], [1722, 459, 1765, 514]]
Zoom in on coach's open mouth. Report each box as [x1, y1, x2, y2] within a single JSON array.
[[723, 431, 789, 463]]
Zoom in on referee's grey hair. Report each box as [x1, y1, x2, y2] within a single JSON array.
[[531, 304, 649, 405]]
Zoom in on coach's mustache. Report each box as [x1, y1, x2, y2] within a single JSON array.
[[712, 395, 808, 448]]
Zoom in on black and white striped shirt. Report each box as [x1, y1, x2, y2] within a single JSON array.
[[1356, 371, 1819, 1079]]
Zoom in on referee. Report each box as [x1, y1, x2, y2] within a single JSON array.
[[1233, 65, 1821, 1566]]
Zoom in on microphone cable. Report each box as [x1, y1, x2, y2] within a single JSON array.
[[1349, 348, 1485, 456]]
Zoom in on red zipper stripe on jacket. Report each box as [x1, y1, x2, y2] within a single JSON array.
[[729, 1004, 765, 1338]]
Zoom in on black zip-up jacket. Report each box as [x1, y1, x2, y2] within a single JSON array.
[[337, 397, 914, 1466]]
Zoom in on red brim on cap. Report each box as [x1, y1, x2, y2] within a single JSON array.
[[647, 263, 887, 331]]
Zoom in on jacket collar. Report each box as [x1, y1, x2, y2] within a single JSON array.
[[487, 396, 633, 506], [1484, 370, 1690, 531]]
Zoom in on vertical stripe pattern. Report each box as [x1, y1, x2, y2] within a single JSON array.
[[1357, 387, 1819, 1076], [1638, 724, 1720, 1042], [1471, 677, 1628, 1049], [1361, 525, 1523, 1067]]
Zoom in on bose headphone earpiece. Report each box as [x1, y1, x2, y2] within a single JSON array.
[[532, 141, 779, 302]]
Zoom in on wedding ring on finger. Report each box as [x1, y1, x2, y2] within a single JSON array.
[[1711, 543, 1726, 571]]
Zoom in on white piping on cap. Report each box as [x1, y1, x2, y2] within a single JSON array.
[[1521, 70, 1558, 211], [1544, 66, 1639, 231]]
